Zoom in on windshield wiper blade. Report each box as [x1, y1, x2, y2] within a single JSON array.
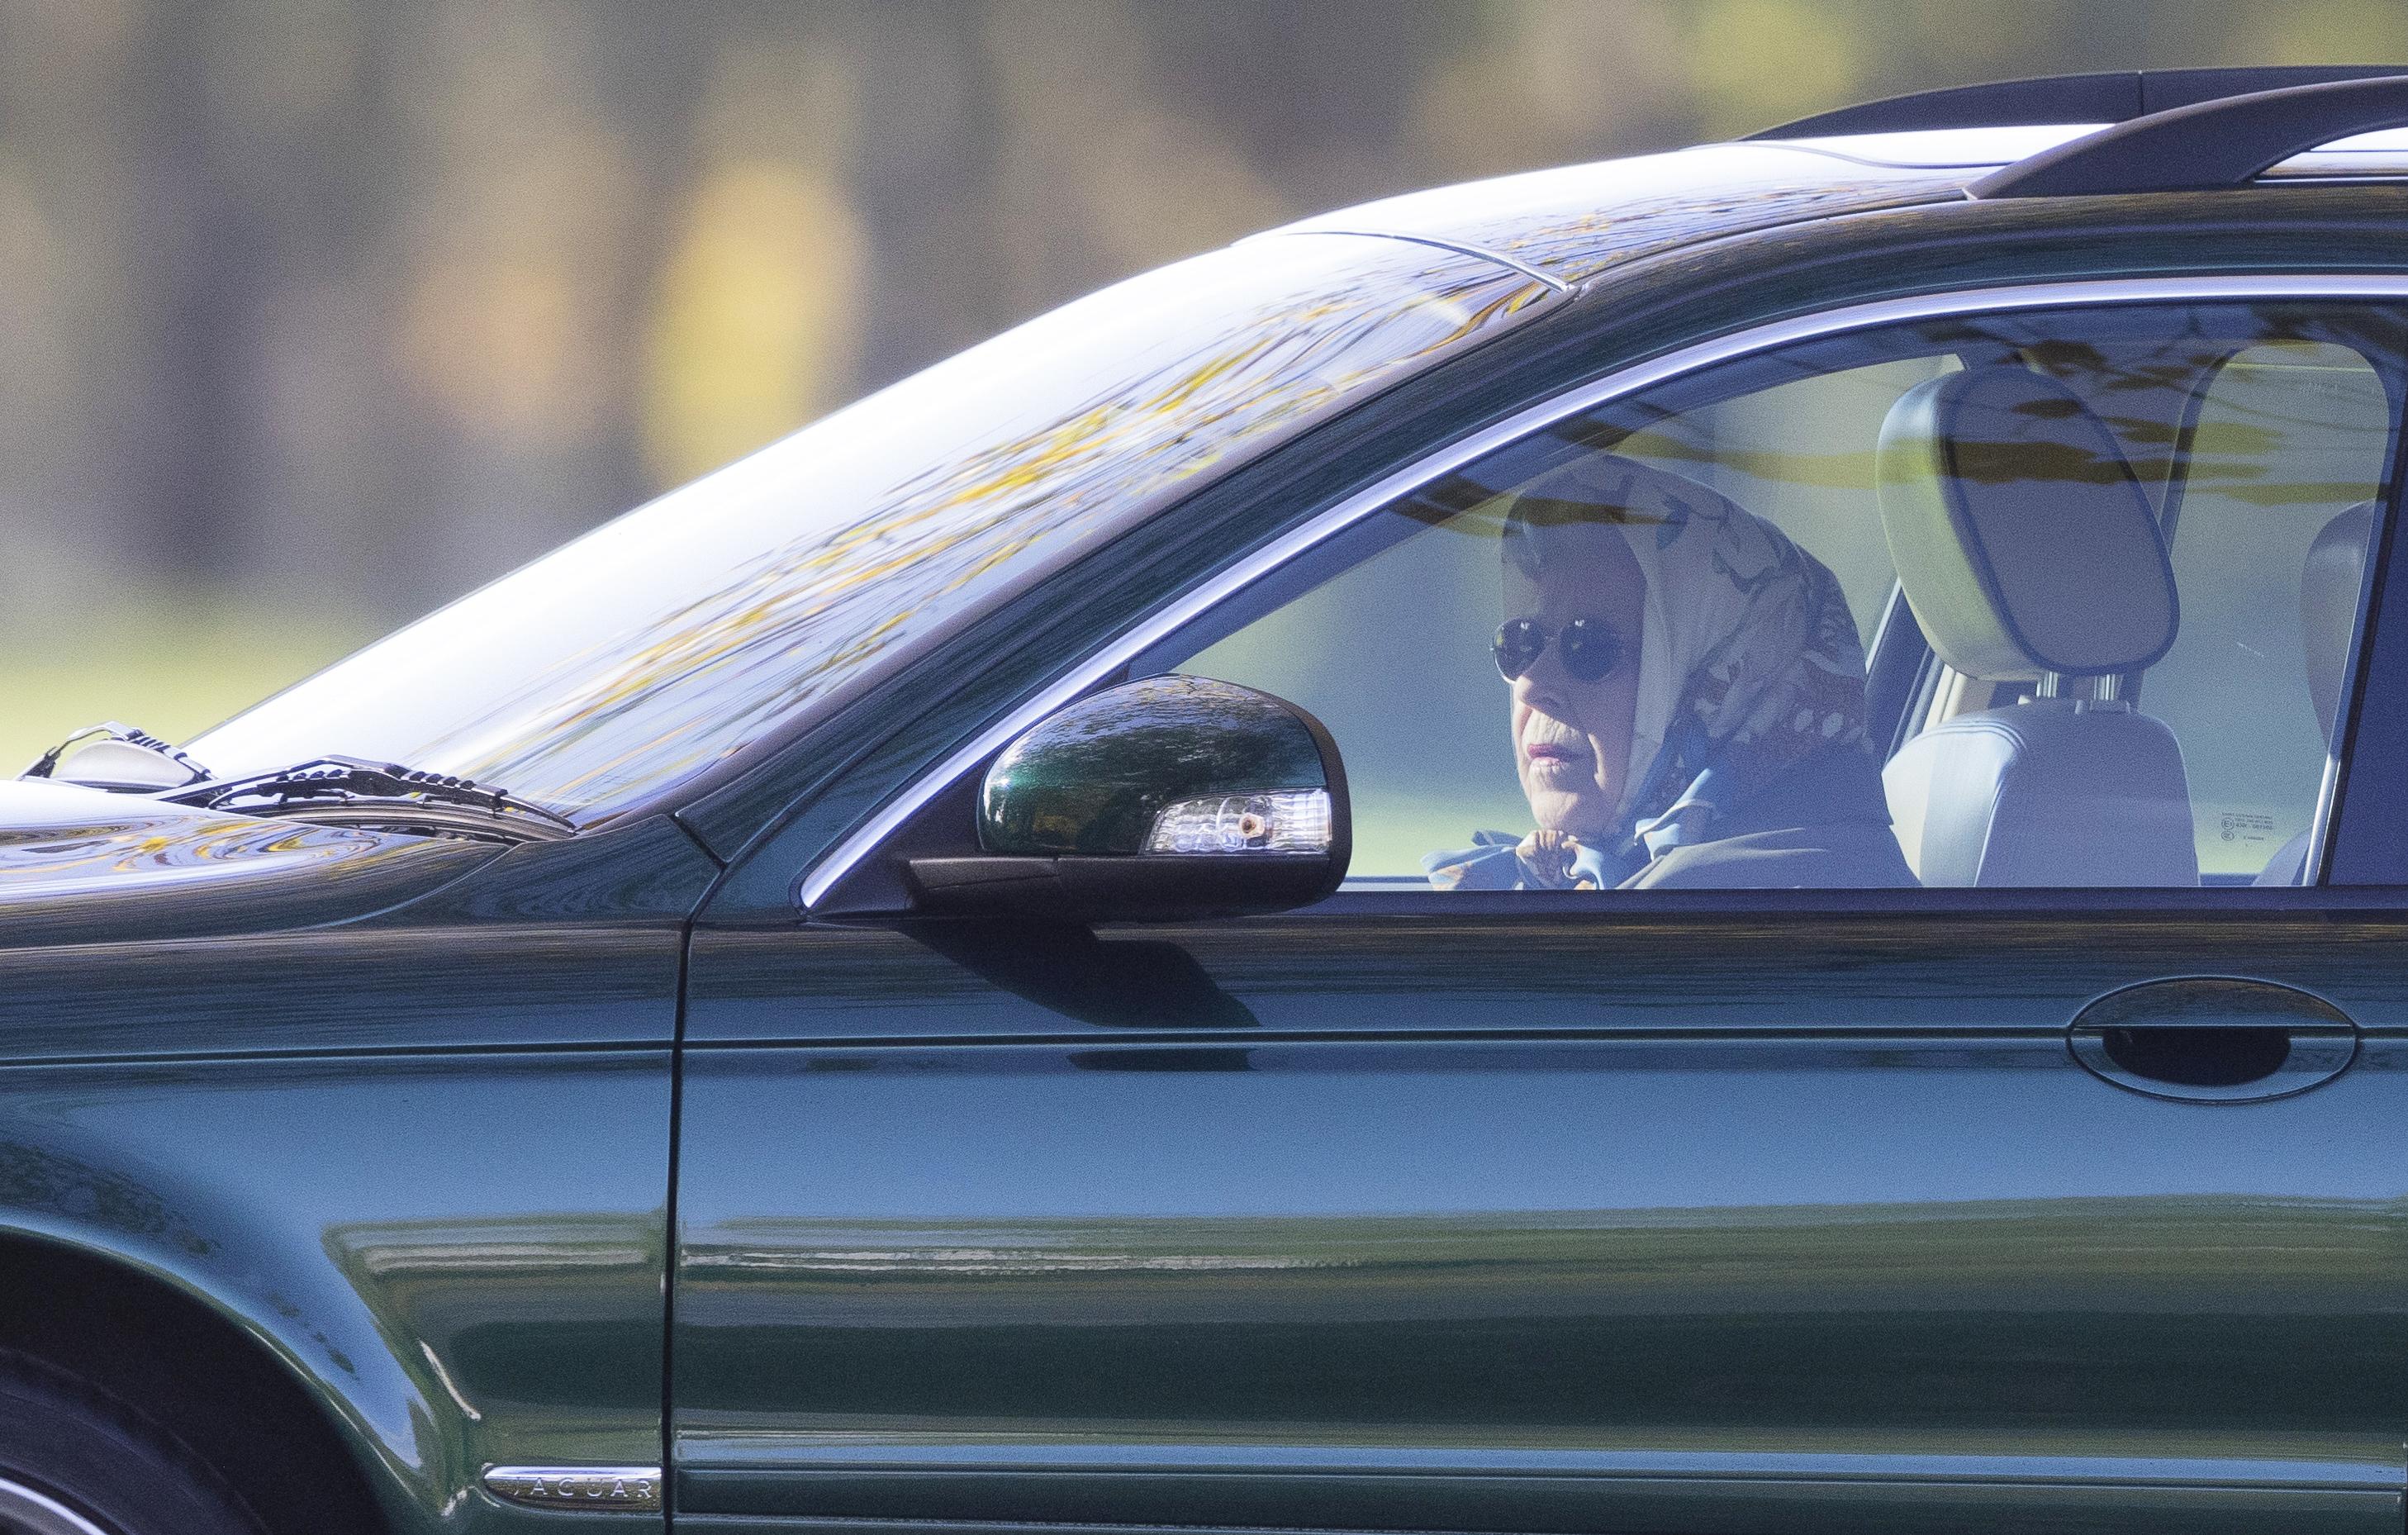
[[164, 757, 577, 843]]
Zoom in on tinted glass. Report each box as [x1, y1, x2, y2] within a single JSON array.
[[2142, 343, 2390, 876], [184, 235, 1550, 818], [1162, 302, 2401, 892]]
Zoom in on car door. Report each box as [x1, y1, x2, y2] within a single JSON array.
[[670, 283, 2408, 1535]]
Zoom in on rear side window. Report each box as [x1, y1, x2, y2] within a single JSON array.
[[1152, 300, 2401, 894], [2143, 344, 2391, 877]]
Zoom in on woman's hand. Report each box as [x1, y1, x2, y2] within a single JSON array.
[[1516, 829, 1596, 889]]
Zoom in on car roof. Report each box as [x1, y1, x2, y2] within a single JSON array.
[[1272, 127, 2408, 292]]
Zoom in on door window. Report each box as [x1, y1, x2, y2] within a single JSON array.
[[1155, 303, 2402, 891]]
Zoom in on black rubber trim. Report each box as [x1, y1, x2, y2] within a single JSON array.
[[1975, 74, 2408, 199], [1750, 66, 2408, 139]]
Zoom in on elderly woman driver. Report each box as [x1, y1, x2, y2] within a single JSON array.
[[1427, 454, 1916, 891]]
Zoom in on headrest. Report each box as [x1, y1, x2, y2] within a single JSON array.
[[1876, 368, 2179, 682], [2305, 501, 2376, 741]]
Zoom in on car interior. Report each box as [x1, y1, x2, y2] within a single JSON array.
[[1874, 364, 2199, 888], [1864, 339, 2391, 889], [1170, 310, 2397, 892]]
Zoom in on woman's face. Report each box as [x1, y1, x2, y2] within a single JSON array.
[[1503, 522, 1646, 841]]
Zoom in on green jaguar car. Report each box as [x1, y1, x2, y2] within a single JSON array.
[[16, 64, 2408, 1535]]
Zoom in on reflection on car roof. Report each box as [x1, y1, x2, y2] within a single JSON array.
[[1275, 126, 2408, 291]]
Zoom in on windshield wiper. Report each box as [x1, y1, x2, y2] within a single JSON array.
[[164, 757, 577, 844], [21, 722, 211, 790]]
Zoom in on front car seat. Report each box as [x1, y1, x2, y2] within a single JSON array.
[[1875, 366, 2197, 887]]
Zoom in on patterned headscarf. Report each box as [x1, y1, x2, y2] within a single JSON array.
[[1432, 454, 1874, 886]]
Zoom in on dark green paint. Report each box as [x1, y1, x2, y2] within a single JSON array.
[[0, 1053, 671, 1528], [0, 779, 503, 946], [674, 910, 2408, 1533], [8, 151, 2408, 1535], [0, 813, 710, 1532]]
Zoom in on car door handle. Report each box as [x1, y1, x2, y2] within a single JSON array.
[[2068, 977, 2359, 1104]]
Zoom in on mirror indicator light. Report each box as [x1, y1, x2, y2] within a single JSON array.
[[1147, 790, 1332, 854]]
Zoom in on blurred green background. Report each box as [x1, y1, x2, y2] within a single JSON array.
[[5, 0, 2404, 769]]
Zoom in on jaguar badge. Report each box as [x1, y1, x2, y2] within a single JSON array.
[[482, 1466, 663, 1511]]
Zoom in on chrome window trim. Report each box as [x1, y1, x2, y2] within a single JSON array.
[[799, 273, 2408, 910], [2306, 748, 2345, 884]]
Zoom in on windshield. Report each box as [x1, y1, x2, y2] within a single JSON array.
[[185, 234, 1548, 820]]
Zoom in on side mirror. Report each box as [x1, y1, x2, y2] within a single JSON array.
[[905, 676, 1350, 921]]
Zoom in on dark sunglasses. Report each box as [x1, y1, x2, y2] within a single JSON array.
[[1494, 617, 1625, 683]]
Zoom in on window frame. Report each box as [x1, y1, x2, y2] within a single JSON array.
[[798, 276, 2408, 915]]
